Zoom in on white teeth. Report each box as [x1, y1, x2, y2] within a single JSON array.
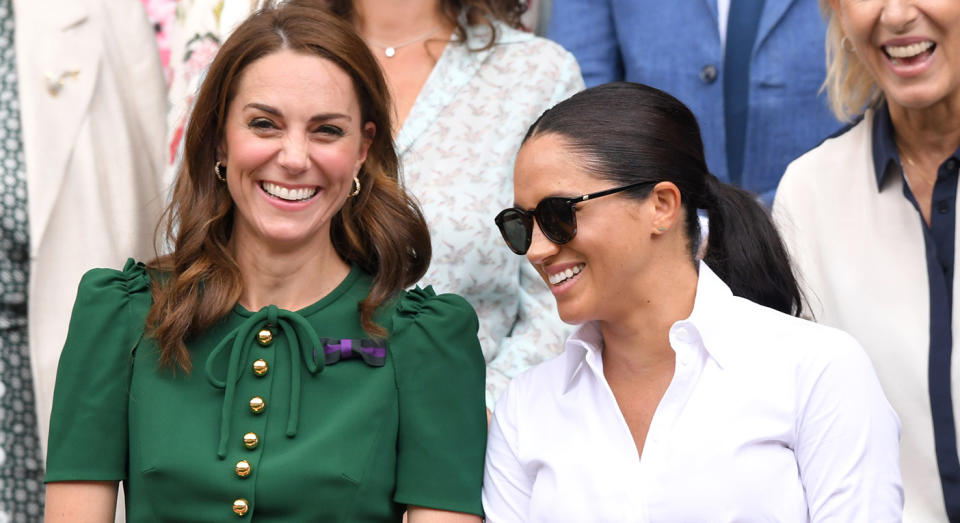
[[884, 41, 934, 59], [262, 181, 318, 201], [549, 264, 584, 286]]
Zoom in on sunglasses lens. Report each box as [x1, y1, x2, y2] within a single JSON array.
[[537, 198, 576, 244], [495, 209, 532, 255]]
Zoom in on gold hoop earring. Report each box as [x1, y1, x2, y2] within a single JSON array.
[[214, 161, 226, 182], [349, 176, 361, 197]]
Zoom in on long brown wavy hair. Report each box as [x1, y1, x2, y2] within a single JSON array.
[[148, 4, 431, 371], [323, 0, 526, 49]]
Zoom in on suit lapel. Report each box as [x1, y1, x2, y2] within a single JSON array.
[[755, 0, 794, 51], [700, 0, 719, 20], [15, 0, 100, 255]]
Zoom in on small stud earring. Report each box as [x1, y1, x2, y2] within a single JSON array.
[[214, 161, 226, 182], [657, 226, 667, 232]]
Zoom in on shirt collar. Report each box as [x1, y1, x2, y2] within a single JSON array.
[[562, 321, 603, 393], [681, 262, 735, 369], [871, 103, 905, 192], [560, 262, 735, 393]]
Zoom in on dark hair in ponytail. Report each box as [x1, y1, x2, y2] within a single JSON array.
[[523, 82, 802, 316]]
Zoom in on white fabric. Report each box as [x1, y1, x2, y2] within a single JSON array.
[[483, 263, 903, 522], [717, 0, 730, 49], [774, 109, 953, 522], [14, 0, 167, 454]]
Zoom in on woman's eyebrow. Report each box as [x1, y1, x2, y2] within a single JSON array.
[[244, 102, 352, 123]]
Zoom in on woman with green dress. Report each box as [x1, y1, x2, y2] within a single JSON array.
[[42, 5, 486, 521]]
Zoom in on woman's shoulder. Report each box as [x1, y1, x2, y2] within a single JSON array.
[[467, 21, 578, 67], [779, 111, 874, 191], [66, 258, 154, 345], [76, 258, 153, 304], [388, 286, 484, 369], [391, 286, 479, 336], [727, 294, 871, 374]]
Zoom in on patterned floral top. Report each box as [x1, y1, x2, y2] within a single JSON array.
[[396, 24, 584, 406], [165, 3, 585, 406]]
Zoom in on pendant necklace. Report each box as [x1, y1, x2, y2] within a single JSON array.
[[365, 25, 444, 58], [899, 148, 937, 187]]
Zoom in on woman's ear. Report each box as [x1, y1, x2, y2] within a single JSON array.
[[650, 181, 683, 234], [358, 122, 376, 168]]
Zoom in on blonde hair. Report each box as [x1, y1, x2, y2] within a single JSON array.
[[820, 0, 883, 121]]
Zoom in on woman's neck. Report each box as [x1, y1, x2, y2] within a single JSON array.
[[889, 95, 960, 164], [598, 256, 700, 371], [230, 232, 350, 312], [353, 0, 447, 44]]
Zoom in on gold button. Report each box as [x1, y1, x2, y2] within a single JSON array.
[[243, 432, 259, 449], [252, 359, 268, 376], [233, 498, 249, 516], [235, 459, 251, 477], [249, 396, 265, 414], [256, 328, 273, 346]]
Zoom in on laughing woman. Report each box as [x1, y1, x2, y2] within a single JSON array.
[[773, 1, 960, 519], [43, 5, 485, 522], [482, 83, 903, 521]]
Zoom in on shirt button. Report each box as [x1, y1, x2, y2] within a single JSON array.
[[249, 396, 266, 414], [675, 326, 690, 341], [947, 158, 958, 171], [235, 460, 251, 478], [939, 202, 951, 214], [256, 328, 273, 346], [243, 432, 259, 449], [252, 359, 269, 376], [700, 64, 718, 84], [233, 498, 249, 516]]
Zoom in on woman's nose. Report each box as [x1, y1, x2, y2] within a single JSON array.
[[526, 219, 560, 265], [278, 134, 309, 174], [880, 0, 919, 33]]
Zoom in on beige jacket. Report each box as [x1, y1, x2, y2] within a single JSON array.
[[14, 0, 167, 453]]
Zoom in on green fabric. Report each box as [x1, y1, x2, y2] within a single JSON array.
[[46, 259, 486, 521]]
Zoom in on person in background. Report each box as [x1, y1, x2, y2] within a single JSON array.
[[140, 0, 178, 86], [548, 0, 839, 205], [44, 5, 486, 521], [3, 1, 166, 520], [167, 0, 584, 408], [483, 82, 902, 521], [774, 0, 960, 520]]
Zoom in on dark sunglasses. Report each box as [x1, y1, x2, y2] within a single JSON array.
[[495, 180, 657, 255]]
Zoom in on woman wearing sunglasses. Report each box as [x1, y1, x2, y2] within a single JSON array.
[[482, 82, 903, 521]]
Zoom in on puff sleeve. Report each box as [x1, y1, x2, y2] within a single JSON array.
[[391, 287, 487, 516], [44, 259, 152, 482]]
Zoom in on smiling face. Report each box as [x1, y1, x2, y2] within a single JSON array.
[[833, 0, 960, 112], [220, 49, 374, 252], [513, 134, 661, 325]]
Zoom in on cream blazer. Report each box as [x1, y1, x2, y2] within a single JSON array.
[[774, 109, 951, 522], [14, 0, 167, 454]]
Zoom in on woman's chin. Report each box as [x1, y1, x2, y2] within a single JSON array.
[[884, 76, 959, 113]]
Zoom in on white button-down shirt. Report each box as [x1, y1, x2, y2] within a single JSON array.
[[483, 263, 903, 522]]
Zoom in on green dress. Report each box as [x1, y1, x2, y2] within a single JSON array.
[[45, 259, 487, 521]]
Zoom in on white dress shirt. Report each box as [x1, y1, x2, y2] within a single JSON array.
[[483, 263, 903, 522]]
